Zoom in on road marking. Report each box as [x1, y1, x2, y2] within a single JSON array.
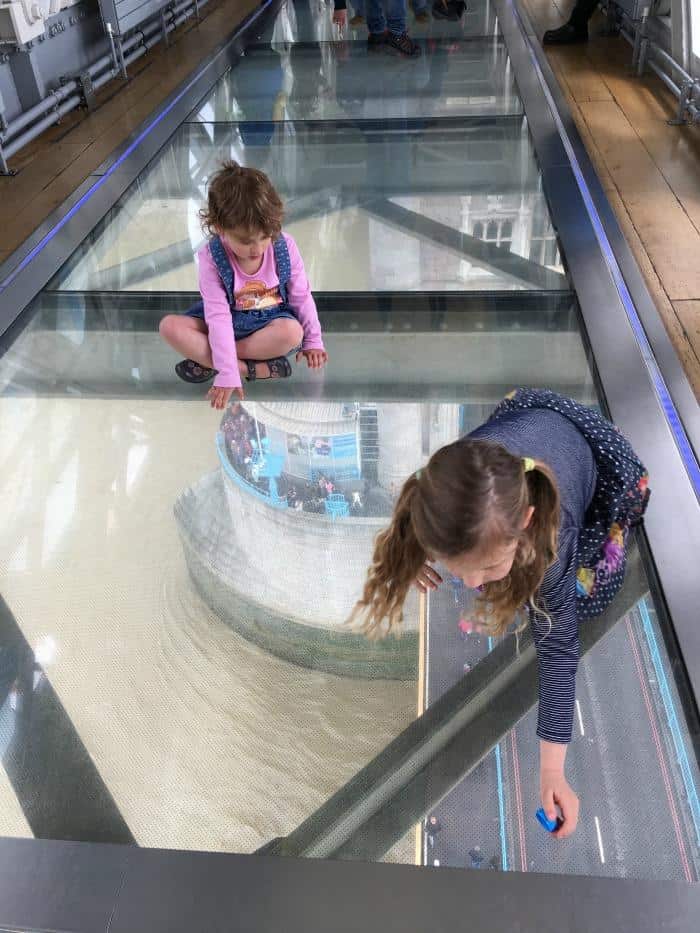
[[575, 699, 585, 737], [489, 636, 509, 872], [416, 590, 428, 866], [594, 816, 606, 864]]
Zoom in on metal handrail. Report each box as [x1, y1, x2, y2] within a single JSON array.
[[610, 1, 700, 123]]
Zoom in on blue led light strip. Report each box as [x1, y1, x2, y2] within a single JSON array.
[[0, 0, 272, 297], [489, 636, 510, 871], [507, 0, 700, 498], [638, 600, 700, 848]]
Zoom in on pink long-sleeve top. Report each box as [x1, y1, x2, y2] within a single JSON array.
[[197, 233, 325, 389]]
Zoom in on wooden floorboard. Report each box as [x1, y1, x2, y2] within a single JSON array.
[[523, 0, 700, 399], [674, 301, 700, 367]]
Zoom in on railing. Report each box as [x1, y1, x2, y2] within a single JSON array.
[[610, 1, 700, 124], [0, 0, 211, 174]]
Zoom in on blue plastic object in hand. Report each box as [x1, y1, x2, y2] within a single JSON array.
[[536, 807, 560, 832]]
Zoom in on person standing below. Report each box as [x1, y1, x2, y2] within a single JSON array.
[[425, 814, 442, 848], [333, 0, 421, 55], [543, 0, 600, 45]]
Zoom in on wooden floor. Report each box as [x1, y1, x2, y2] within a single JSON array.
[[524, 0, 700, 400], [0, 0, 257, 260], [1, 0, 699, 398]]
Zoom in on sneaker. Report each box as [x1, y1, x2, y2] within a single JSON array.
[[386, 31, 422, 56], [432, 0, 465, 20], [414, 9, 430, 22], [349, 14, 365, 25], [367, 30, 387, 50], [543, 22, 588, 44]]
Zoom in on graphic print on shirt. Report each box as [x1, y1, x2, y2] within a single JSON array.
[[235, 280, 283, 311]]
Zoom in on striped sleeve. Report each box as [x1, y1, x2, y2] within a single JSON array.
[[530, 526, 580, 744]]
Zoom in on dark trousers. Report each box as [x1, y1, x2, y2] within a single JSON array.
[[569, 0, 600, 29]]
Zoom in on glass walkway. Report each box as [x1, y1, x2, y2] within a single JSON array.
[[0, 0, 699, 902]]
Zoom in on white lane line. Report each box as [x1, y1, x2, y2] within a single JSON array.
[[575, 699, 585, 737], [594, 816, 606, 864]]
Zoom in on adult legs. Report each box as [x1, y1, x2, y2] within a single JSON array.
[[543, 0, 600, 44]]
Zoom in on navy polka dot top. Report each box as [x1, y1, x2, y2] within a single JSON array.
[[471, 407, 597, 744]]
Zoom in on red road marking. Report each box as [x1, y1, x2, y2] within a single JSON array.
[[510, 730, 528, 872], [626, 616, 693, 882]]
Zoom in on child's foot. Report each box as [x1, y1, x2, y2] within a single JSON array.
[[175, 359, 216, 383], [350, 14, 365, 25], [386, 32, 422, 56], [244, 357, 293, 382]]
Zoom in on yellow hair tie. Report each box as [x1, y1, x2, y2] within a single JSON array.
[[522, 457, 536, 473]]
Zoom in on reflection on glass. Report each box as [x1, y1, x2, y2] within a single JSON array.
[[177, 399, 422, 679], [254, 0, 501, 47], [192, 40, 522, 124], [0, 295, 593, 849], [48, 121, 564, 294]]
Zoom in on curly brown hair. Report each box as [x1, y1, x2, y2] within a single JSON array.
[[351, 439, 560, 639], [199, 161, 284, 239]]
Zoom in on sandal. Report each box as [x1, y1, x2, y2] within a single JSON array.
[[243, 357, 293, 382], [267, 356, 293, 378], [175, 359, 216, 383]]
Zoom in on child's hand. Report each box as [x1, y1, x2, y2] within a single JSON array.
[[297, 348, 328, 370], [415, 563, 443, 593], [540, 767, 579, 839], [207, 386, 244, 409]]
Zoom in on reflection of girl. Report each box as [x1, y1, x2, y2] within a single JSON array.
[[352, 389, 649, 842]]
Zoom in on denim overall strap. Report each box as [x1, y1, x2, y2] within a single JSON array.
[[209, 235, 236, 308], [273, 235, 291, 305]]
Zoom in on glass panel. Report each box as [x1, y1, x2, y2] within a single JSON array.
[[421, 594, 700, 881], [0, 292, 591, 850], [191, 40, 522, 124], [48, 122, 565, 294]]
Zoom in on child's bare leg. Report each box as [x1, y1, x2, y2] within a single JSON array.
[[236, 318, 304, 380], [159, 315, 214, 368]]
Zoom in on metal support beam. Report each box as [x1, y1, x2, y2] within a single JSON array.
[[9, 48, 48, 111], [160, 7, 170, 47], [363, 198, 569, 292], [0, 94, 10, 175], [670, 0, 691, 74]]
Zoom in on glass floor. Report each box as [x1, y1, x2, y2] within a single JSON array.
[[1, 0, 699, 885]]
